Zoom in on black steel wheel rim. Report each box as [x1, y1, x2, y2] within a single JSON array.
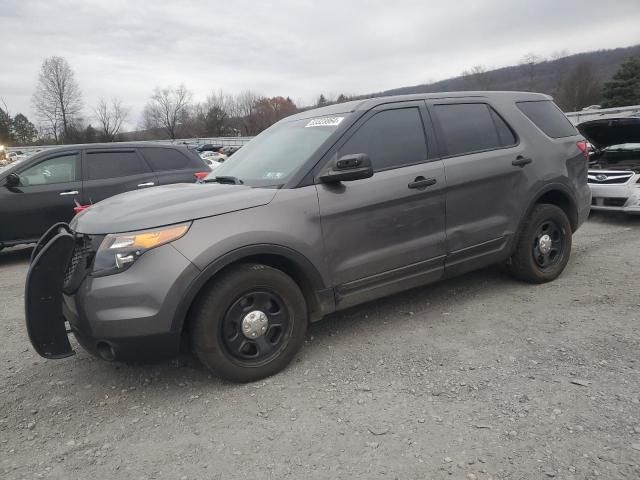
[[221, 290, 290, 365], [532, 219, 564, 270]]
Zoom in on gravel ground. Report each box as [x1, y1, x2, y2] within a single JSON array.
[[1, 212, 639, 480]]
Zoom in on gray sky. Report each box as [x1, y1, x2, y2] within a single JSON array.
[[1, 0, 639, 128]]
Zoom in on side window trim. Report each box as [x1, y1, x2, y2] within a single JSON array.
[[427, 101, 519, 158], [17, 151, 80, 176], [135, 148, 156, 173], [487, 106, 519, 148], [315, 101, 434, 177]]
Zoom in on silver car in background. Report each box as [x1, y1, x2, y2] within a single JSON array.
[[579, 117, 640, 214]]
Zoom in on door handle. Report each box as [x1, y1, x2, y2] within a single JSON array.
[[59, 190, 79, 196], [408, 177, 437, 189], [137, 182, 155, 187], [512, 156, 533, 167], [407, 176, 437, 188]]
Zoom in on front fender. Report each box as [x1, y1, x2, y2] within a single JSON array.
[[169, 243, 332, 333]]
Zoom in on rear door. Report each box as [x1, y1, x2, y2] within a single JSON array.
[[139, 147, 209, 185], [315, 101, 447, 308], [428, 101, 526, 272], [0, 151, 82, 242], [81, 149, 158, 204]]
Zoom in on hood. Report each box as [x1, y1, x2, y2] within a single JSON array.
[[72, 183, 277, 234], [577, 117, 640, 149]]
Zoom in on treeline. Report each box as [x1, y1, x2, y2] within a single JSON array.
[[3, 48, 639, 148], [374, 45, 640, 112]]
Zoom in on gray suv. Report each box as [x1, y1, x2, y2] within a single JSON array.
[[26, 92, 591, 382]]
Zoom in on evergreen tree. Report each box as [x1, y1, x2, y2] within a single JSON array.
[[602, 57, 640, 107], [0, 107, 12, 145], [12, 113, 37, 145], [316, 94, 327, 107]]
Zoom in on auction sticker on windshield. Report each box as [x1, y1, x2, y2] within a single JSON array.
[[305, 117, 344, 128]]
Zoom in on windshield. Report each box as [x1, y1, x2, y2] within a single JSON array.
[[205, 116, 344, 187]]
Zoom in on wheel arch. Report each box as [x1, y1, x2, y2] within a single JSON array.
[[172, 244, 334, 334], [524, 184, 579, 232], [509, 184, 579, 257]]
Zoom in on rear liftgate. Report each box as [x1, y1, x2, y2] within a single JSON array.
[[25, 223, 76, 359]]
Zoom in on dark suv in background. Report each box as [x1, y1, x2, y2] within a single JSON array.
[[26, 92, 590, 382], [0, 143, 210, 250]]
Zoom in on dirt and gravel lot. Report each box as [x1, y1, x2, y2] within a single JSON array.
[[1, 212, 639, 480]]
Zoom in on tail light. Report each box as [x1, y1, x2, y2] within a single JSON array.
[[74, 200, 90, 215], [74, 204, 90, 214], [576, 141, 589, 160], [194, 171, 209, 182]]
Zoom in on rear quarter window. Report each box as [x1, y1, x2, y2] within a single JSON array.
[[516, 100, 577, 139], [141, 147, 204, 171]]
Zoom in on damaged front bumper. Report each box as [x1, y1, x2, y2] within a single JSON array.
[[25, 223, 77, 358], [24, 223, 200, 363]]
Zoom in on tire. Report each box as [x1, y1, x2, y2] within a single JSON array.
[[507, 204, 572, 283], [189, 263, 308, 382]]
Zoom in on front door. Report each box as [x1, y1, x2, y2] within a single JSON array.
[[315, 102, 447, 309], [0, 151, 82, 243]]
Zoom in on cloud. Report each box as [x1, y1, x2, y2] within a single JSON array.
[[1, 0, 638, 126]]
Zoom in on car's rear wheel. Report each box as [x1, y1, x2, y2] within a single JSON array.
[[507, 204, 572, 283], [189, 263, 307, 382]]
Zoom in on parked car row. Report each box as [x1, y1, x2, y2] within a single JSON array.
[[0, 143, 210, 250]]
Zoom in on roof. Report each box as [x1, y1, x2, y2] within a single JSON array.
[[287, 91, 551, 121]]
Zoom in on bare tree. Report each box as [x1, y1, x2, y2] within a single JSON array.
[[555, 61, 602, 111], [93, 97, 129, 141], [461, 65, 493, 90], [143, 85, 192, 139], [519, 53, 544, 91], [32, 56, 83, 143]]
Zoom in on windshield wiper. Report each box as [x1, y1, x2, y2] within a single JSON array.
[[204, 175, 243, 185]]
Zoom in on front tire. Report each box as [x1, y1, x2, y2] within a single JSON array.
[[507, 204, 572, 283], [190, 263, 308, 382]]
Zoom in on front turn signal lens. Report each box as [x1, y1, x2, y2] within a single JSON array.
[[100, 224, 190, 252]]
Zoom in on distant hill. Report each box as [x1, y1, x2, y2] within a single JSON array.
[[357, 44, 640, 110]]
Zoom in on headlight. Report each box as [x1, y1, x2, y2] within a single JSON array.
[[93, 223, 190, 276]]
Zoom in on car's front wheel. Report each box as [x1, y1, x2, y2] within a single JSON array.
[[190, 263, 308, 382], [507, 204, 572, 283]]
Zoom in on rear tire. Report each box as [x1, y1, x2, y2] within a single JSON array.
[[507, 204, 572, 283], [190, 263, 307, 382]]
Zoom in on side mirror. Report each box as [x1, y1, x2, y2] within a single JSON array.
[[318, 154, 373, 183], [5, 172, 20, 187]]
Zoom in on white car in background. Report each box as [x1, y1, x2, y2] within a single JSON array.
[[200, 150, 228, 163], [578, 117, 640, 214]]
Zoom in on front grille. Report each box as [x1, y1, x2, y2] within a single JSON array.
[[603, 197, 628, 207], [63, 236, 94, 288], [587, 172, 634, 184]]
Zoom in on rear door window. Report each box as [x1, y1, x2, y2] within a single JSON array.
[[140, 147, 203, 171], [85, 151, 150, 180], [516, 100, 577, 138], [338, 107, 428, 171], [434, 103, 516, 156]]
